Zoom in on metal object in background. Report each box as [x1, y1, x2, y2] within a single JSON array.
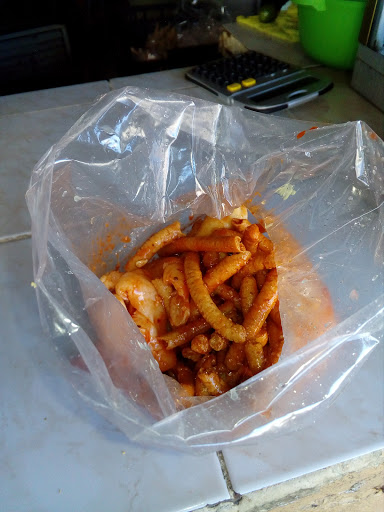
[[186, 50, 333, 113], [352, 0, 384, 112], [0, 25, 72, 95]]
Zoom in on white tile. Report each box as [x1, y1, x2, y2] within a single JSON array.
[[0, 239, 229, 512], [222, 342, 384, 495], [109, 68, 192, 92], [0, 104, 91, 238], [0, 81, 110, 116]]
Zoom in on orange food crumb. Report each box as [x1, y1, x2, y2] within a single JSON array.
[[297, 130, 306, 139], [189, 214, 194, 221], [309, 126, 318, 131], [369, 132, 378, 140], [261, 408, 272, 420]]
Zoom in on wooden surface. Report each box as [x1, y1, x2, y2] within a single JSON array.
[[198, 450, 384, 511]]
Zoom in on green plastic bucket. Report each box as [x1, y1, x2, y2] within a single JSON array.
[[293, 0, 367, 69]]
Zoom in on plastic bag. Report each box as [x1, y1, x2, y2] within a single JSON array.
[[26, 87, 384, 452]]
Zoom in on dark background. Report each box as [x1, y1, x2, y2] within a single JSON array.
[[0, 1, 263, 95]]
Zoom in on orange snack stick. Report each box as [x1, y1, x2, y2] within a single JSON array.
[[258, 235, 274, 253], [176, 363, 195, 396], [159, 235, 246, 256], [215, 348, 227, 367], [265, 317, 284, 367], [141, 256, 180, 280], [195, 376, 211, 396], [158, 300, 235, 349], [189, 298, 201, 321], [213, 284, 242, 310], [257, 220, 267, 233], [244, 341, 265, 375], [224, 367, 246, 389], [231, 250, 275, 290], [209, 332, 229, 351], [191, 334, 210, 354], [269, 300, 281, 325], [255, 269, 268, 290], [195, 353, 217, 371], [188, 217, 204, 236], [163, 259, 189, 301], [231, 218, 251, 234], [196, 368, 229, 396], [212, 228, 242, 237], [203, 251, 252, 293], [225, 342, 245, 371], [240, 275, 258, 315], [169, 294, 190, 327], [181, 347, 202, 362], [148, 338, 177, 372], [242, 224, 261, 254], [159, 316, 210, 349], [202, 251, 220, 269], [184, 252, 247, 343], [254, 324, 269, 346], [125, 221, 184, 271], [243, 268, 279, 341]]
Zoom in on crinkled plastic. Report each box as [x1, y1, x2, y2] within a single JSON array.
[[26, 88, 384, 453]]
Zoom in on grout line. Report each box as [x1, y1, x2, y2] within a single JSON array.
[[0, 231, 32, 244], [212, 451, 242, 506]]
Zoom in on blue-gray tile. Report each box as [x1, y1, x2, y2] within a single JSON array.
[[0, 238, 229, 512], [0, 104, 92, 238], [222, 342, 384, 495]]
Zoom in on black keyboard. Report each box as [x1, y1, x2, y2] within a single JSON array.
[[186, 51, 333, 113]]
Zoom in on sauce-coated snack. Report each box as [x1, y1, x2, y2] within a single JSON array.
[[98, 207, 284, 397]]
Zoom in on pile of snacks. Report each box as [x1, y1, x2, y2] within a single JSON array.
[[99, 207, 284, 397]]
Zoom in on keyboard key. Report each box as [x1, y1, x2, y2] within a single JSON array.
[[227, 83, 242, 93]]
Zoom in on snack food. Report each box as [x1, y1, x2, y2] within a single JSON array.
[[98, 207, 284, 397]]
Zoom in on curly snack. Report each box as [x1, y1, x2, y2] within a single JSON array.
[[98, 208, 285, 397]]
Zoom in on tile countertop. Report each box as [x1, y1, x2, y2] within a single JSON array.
[[1, 69, 383, 512]]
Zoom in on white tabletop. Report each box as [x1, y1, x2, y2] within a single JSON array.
[[1, 68, 383, 512]]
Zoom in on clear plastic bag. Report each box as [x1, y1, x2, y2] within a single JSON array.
[[26, 87, 384, 452]]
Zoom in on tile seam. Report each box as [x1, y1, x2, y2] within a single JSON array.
[[0, 232, 32, 244], [206, 451, 242, 508]]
